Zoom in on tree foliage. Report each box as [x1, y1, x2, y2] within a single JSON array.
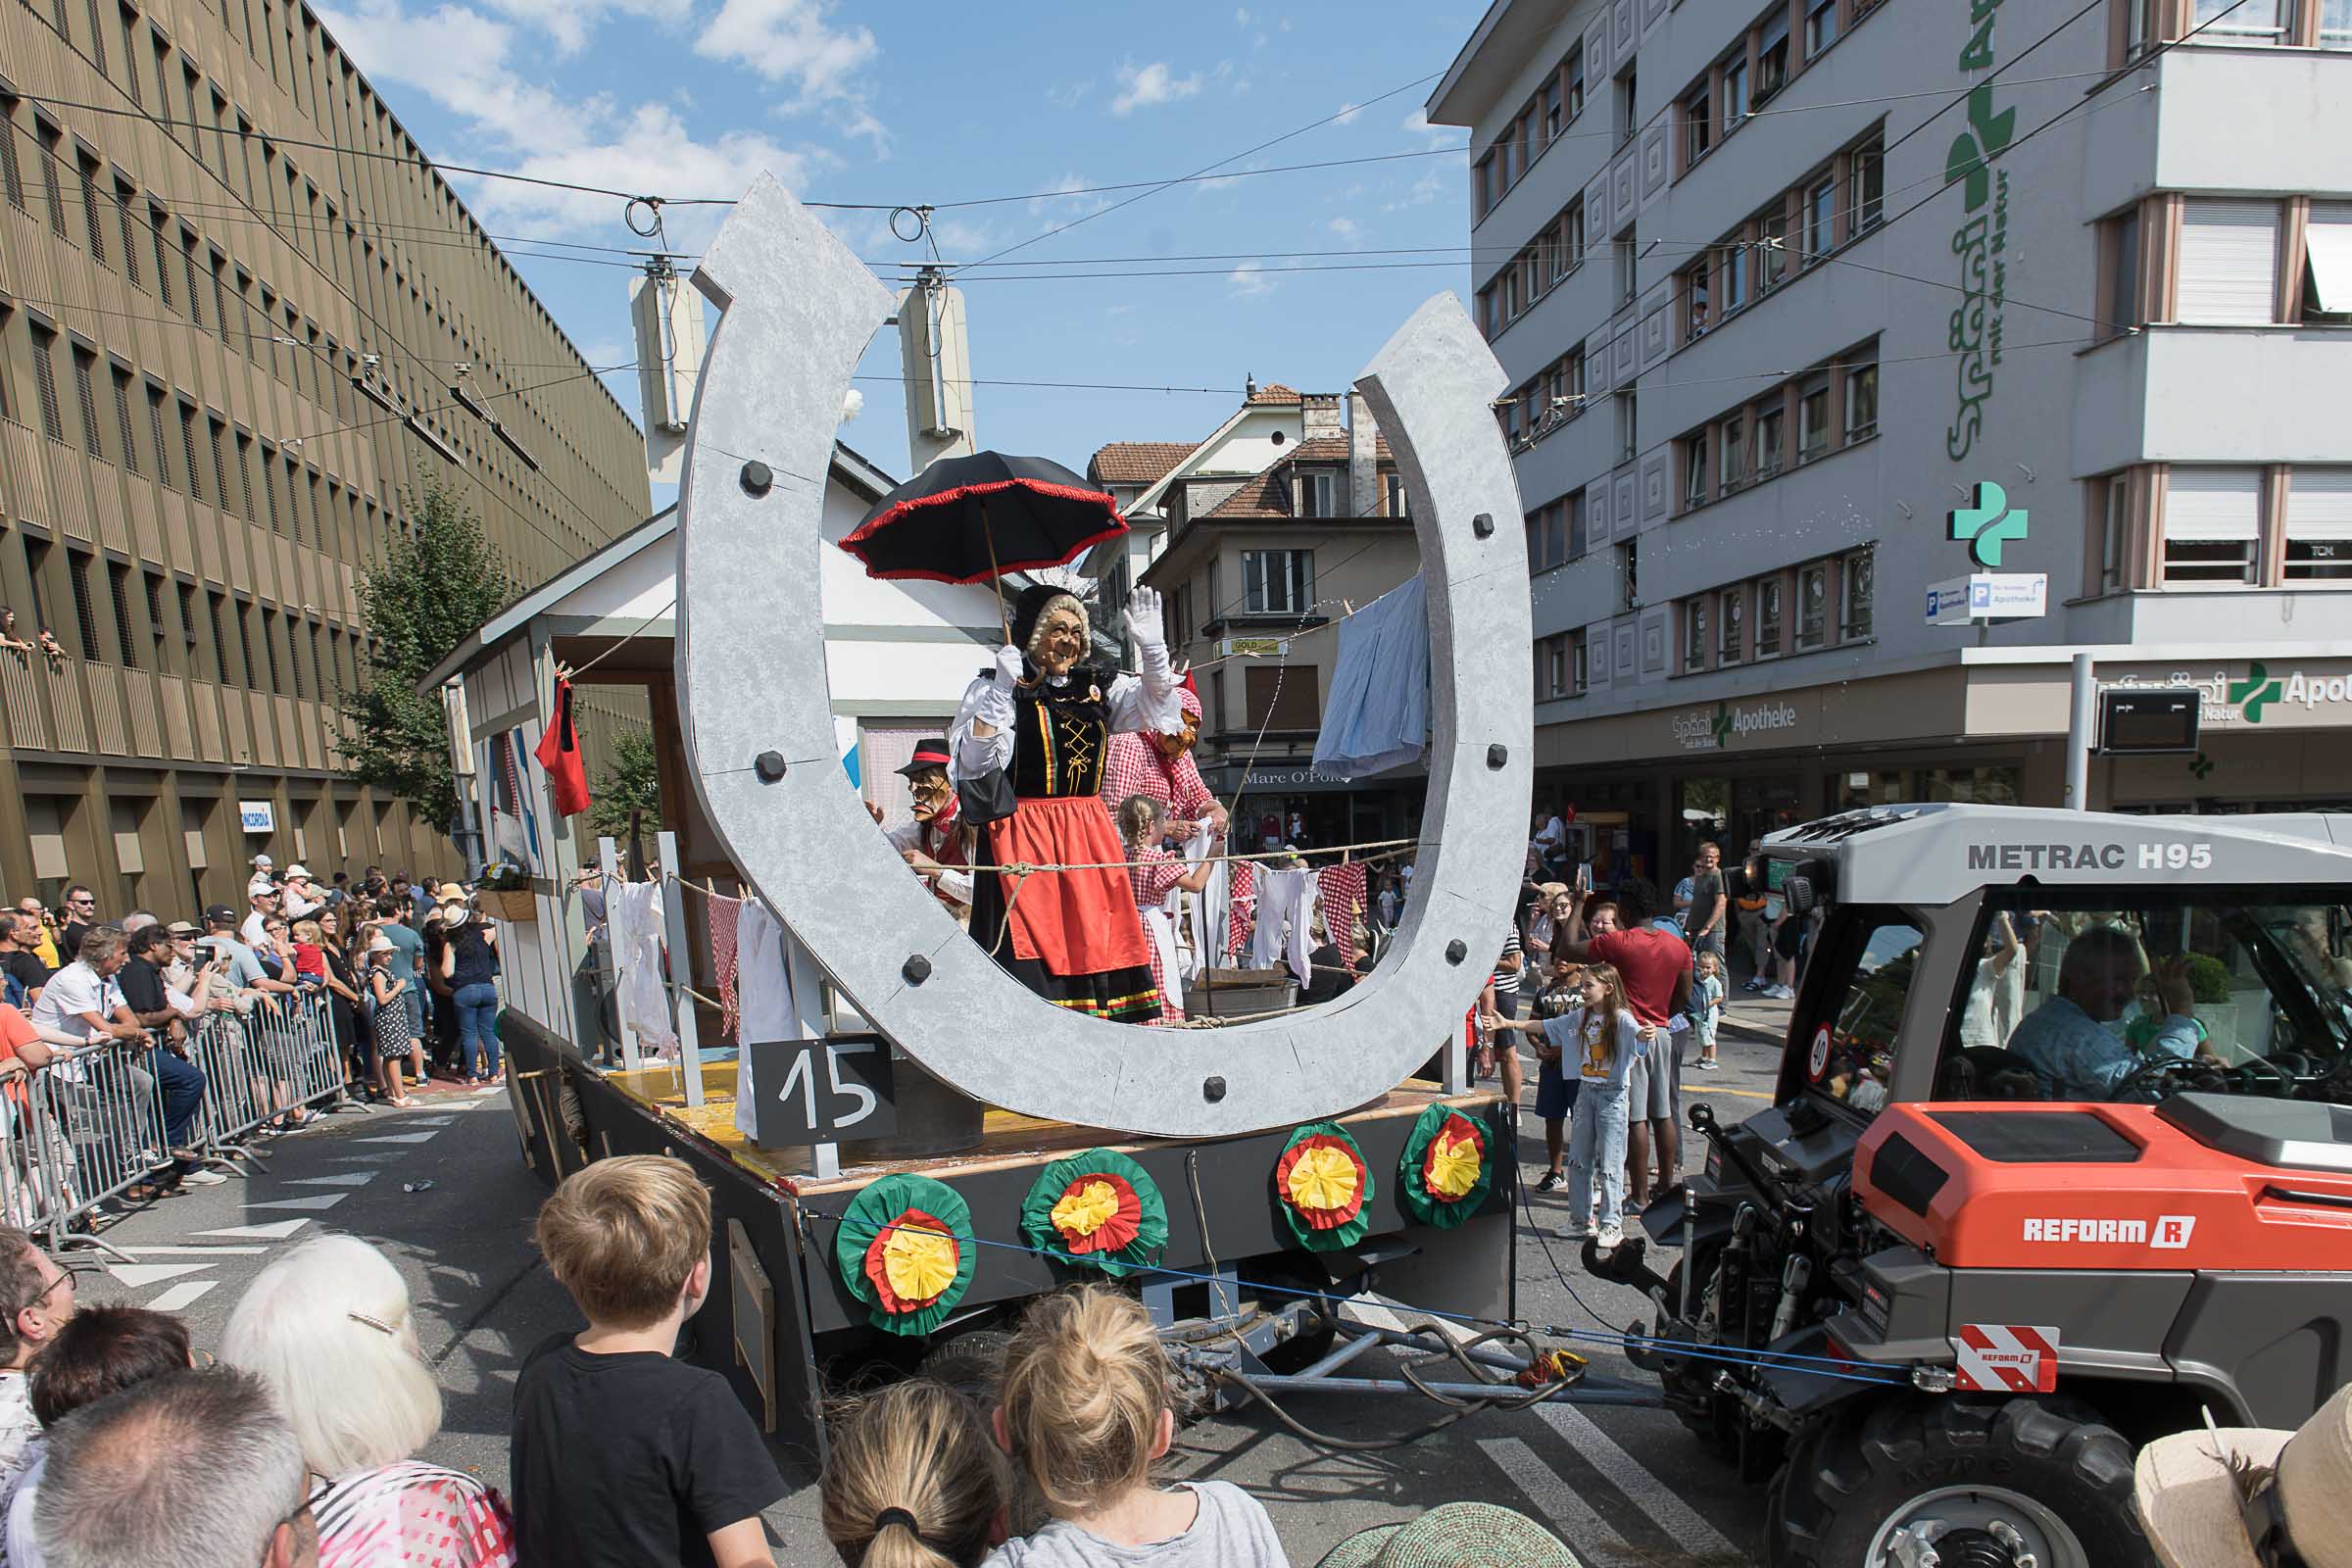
[[587, 728, 663, 873], [337, 472, 509, 834]]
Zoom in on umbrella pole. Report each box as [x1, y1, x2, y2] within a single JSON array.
[[982, 501, 1013, 651]]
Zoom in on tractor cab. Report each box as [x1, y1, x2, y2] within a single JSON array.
[[1622, 804, 2352, 1568]]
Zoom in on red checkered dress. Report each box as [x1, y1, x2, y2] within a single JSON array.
[[1128, 847, 1189, 1024], [1100, 733, 1217, 825], [1315, 863, 1369, 974]]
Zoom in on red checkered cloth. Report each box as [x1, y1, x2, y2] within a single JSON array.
[[1228, 859, 1254, 960], [1129, 846, 1189, 1025], [708, 893, 741, 1042], [1101, 733, 1217, 824], [1315, 863, 1369, 975]]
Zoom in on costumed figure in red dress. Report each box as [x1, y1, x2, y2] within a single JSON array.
[[884, 737, 972, 927], [1099, 677, 1230, 844], [1112, 794, 1219, 1025], [952, 584, 1178, 1020]]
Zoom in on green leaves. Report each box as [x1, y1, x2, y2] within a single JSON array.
[[336, 469, 510, 834]]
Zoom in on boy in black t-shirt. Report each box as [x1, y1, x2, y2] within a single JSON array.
[[512, 1155, 785, 1568]]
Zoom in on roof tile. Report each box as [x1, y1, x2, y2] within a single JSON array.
[[1088, 441, 1198, 485]]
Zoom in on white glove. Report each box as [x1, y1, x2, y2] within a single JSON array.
[[994, 644, 1026, 687], [1123, 586, 1166, 651]]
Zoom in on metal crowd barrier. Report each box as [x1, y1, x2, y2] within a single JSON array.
[[5, 995, 360, 1256]]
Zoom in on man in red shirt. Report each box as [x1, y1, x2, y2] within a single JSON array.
[[1556, 876, 1692, 1208]]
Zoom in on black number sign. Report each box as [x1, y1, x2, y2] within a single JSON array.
[[745, 1036, 898, 1146]]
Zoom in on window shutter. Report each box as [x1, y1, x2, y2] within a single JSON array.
[[2165, 467, 2263, 540], [2305, 203, 2352, 315], [2177, 200, 2278, 324], [2286, 468, 2352, 542]]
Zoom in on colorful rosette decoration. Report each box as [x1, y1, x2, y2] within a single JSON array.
[[1397, 1104, 1493, 1229], [1274, 1121, 1373, 1250], [1019, 1150, 1169, 1278], [833, 1173, 976, 1336]]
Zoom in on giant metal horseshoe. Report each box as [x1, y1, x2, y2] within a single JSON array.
[[676, 176, 1532, 1138]]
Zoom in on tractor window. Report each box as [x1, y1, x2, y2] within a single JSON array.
[[1804, 913, 1924, 1118], [1935, 888, 2352, 1105]]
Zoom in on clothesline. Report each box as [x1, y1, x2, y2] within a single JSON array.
[[955, 834, 1421, 878]]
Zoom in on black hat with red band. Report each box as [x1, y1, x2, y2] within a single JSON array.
[[896, 739, 955, 779]]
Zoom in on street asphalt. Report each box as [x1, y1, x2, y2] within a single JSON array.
[[74, 1020, 1789, 1567]]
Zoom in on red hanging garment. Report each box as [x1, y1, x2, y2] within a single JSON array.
[[535, 674, 592, 816]]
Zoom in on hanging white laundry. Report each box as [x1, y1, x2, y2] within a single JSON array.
[[731, 899, 795, 1141], [1250, 868, 1320, 987], [1179, 830, 1218, 983], [609, 881, 678, 1061]]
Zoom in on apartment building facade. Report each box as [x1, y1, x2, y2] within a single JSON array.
[[1432, 0, 2352, 882], [0, 0, 652, 910], [1102, 387, 1427, 846]]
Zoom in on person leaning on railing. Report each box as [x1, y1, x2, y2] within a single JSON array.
[[35, 926, 222, 1194]]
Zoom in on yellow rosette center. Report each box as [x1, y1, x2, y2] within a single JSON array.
[[1051, 1179, 1121, 1240], [1288, 1145, 1360, 1213], [1425, 1133, 1482, 1200], [881, 1223, 958, 1303]]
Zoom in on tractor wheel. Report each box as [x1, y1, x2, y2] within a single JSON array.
[[1769, 1396, 2150, 1568], [916, 1328, 1016, 1401]]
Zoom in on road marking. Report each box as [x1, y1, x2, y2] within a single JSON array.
[[194, 1219, 313, 1241], [357, 1132, 441, 1145], [145, 1281, 220, 1312], [1479, 1438, 1620, 1564], [327, 1154, 400, 1163], [245, 1194, 349, 1211], [123, 1245, 266, 1256], [106, 1262, 210, 1287], [1690, 1087, 1772, 1101], [286, 1172, 377, 1187], [1538, 1405, 1743, 1562], [404, 1117, 456, 1126]]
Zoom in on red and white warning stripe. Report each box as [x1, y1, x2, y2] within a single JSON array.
[[1952, 1324, 2059, 1393]]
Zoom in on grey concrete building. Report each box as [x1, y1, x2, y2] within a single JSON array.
[[0, 0, 652, 912], [1431, 0, 2352, 883]]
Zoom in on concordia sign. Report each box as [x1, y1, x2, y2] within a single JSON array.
[[1944, 0, 2018, 464], [1672, 698, 1801, 752]]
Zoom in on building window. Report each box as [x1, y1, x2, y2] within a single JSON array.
[[2283, 468, 2352, 581], [1618, 66, 1638, 147], [1528, 501, 1563, 571], [1718, 586, 1744, 665], [1543, 75, 1565, 143], [1719, 413, 1747, 492], [1682, 263, 1712, 340], [1617, 390, 1639, 464], [108, 564, 138, 670], [2100, 206, 2142, 337], [2093, 470, 2133, 594], [71, 350, 103, 459], [1756, 575, 1784, 657], [1755, 405, 1786, 477], [2321, 0, 2352, 47], [2164, 467, 2262, 584], [1804, 176, 1836, 264], [28, 327, 66, 443], [1806, 0, 1840, 57], [1618, 539, 1640, 612], [1683, 83, 1712, 169], [1756, 13, 1790, 100], [2191, 0, 2287, 41], [1243, 664, 1319, 731], [1684, 596, 1709, 670], [75, 158, 109, 267], [114, 183, 140, 289], [1844, 355, 1880, 441], [1852, 142, 1885, 232], [1798, 561, 1830, 649], [1564, 45, 1587, 120], [68, 551, 102, 662], [0, 98, 23, 213], [1840, 549, 1875, 640], [1615, 236, 1638, 305], [2177, 200, 2279, 325], [1297, 469, 1337, 517], [110, 370, 138, 477], [1722, 55, 1748, 132], [1557, 198, 1587, 278], [1723, 236, 1749, 313], [1241, 549, 1313, 614], [2299, 201, 2352, 319], [1385, 471, 1409, 518], [1760, 208, 1790, 290], [35, 126, 68, 238], [1537, 632, 1584, 700], [1567, 489, 1590, 560], [1683, 435, 1708, 509], [1797, 374, 1832, 461]]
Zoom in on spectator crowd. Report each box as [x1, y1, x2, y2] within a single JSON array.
[[0, 862, 505, 1213]]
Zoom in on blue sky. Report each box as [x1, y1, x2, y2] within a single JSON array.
[[313, 0, 1490, 498]]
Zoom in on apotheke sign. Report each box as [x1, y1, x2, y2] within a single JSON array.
[[1673, 699, 1801, 752], [2105, 663, 2352, 728]]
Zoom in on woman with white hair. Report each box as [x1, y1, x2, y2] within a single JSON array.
[[220, 1234, 517, 1566]]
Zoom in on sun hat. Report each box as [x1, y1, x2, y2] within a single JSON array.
[[433, 881, 467, 901], [438, 904, 471, 929], [367, 931, 396, 955], [1314, 1503, 1578, 1568], [165, 920, 200, 938], [2135, 1382, 2352, 1568], [284, 862, 312, 880]]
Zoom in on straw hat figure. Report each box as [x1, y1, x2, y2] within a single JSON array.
[[2136, 1383, 2352, 1568]]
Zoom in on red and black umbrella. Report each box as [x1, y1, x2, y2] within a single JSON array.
[[839, 451, 1128, 586]]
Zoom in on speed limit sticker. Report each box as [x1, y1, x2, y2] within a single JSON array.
[[1808, 1025, 1833, 1080]]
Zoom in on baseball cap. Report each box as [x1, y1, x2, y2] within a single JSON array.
[[251, 853, 273, 868], [203, 904, 238, 928]]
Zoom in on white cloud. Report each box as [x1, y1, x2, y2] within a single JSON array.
[[1333, 101, 1362, 125], [1328, 217, 1361, 245], [318, 0, 814, 243], [1229, 262, 1277, 298], [1234, 5, 1250, 24], [1027, 172, 1111, 222], [1110, 60, 1203, 117], [477, 0, 686, 55], [1046, 78, 1094, 109], [1398, 106, 1452, 144], [693, 0, 883, 144]]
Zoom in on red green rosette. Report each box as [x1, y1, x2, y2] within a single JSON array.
[[1274, 1122, 1372, 1250], [1397, 1104, 1493, 1229], [1018, 1150, 1168, 1278], [834, 1173, 976, 1336]]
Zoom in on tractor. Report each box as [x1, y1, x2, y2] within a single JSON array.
[[1597, 804, 2352, 1567]]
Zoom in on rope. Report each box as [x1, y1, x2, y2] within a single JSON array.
[[955, 835, 1418, 878], [559, 597, 677, 682]]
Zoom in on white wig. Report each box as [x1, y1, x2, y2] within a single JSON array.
[[220, 1234, 442, 1479]]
